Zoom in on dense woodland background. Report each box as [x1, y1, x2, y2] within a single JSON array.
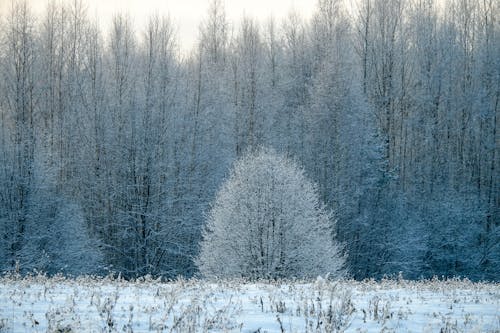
[[0, 0, 498, 280]]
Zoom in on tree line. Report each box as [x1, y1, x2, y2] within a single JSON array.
[[0, 0, 498, 280]]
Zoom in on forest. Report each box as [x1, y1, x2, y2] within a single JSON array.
[[0, 0, 498, 280]]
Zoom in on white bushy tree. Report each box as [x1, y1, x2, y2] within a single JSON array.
[[197, 148, 345, 279]]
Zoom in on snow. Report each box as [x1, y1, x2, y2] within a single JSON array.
[[0, 276, 498, 332]]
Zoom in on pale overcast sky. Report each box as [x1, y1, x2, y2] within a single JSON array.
[[1, 0, 317, 51]]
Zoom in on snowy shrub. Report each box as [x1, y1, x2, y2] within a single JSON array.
[[20, 197, 104, 276], [197, 147, 345, 279]]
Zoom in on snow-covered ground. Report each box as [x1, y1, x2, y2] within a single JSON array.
[[0, 275, 498, 332]]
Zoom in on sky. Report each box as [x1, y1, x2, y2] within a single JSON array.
[[0, 0, 317, 52]]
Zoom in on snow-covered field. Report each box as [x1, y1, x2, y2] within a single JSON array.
[[0, 275, 498, 332]]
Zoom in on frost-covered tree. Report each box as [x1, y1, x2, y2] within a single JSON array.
[[197, 148, 345, 279], [0, 0, 37, 271], [20, 198, 104, 276]]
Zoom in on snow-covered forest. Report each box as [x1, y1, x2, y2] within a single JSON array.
[[0, 0, 498, 280]]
